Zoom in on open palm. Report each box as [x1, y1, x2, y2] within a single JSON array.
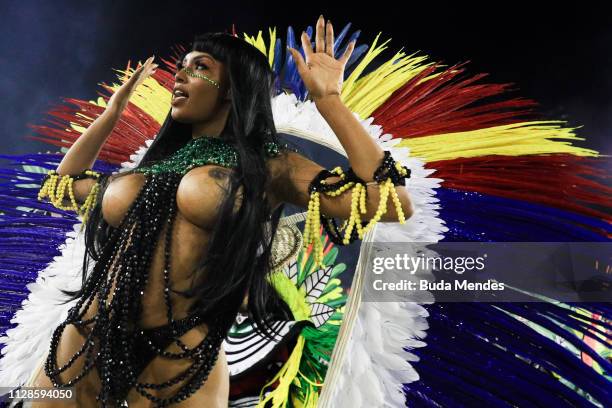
[[108, 55, 158, 111], [287, 15, 356, 101]]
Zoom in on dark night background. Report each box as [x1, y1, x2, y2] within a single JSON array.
[[1, 1, 611, 159]]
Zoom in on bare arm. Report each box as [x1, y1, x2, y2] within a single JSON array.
[[282, 16, 413, 267], [53, 107, 122, 204], [49, 56, 158, 204], [313, 95, 413, 216], [285, 17, 413, 220], [272, 151, 413, 223], [56, 107, 121, 175]]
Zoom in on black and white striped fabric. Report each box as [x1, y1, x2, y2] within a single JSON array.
[[224, 317, 296, 377]]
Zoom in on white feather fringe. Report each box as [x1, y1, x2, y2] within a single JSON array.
[[272, 92, 444, 407], [0, 224, 87, 389]]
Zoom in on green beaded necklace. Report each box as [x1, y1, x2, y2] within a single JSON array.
[[135, 135, 286, 175]]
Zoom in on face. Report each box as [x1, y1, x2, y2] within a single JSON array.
[[171, 51, 229, 123]]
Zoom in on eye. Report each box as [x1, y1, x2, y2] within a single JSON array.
[[175, 60, 209, 74]]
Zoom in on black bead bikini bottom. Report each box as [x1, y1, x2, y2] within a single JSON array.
[[122, 312, 208, 380], [78, 312, 211, 392]]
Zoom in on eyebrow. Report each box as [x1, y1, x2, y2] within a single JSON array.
[[181, 54, 215, 66]]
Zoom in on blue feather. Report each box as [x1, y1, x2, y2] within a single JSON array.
[[0, 153, 117, 340]]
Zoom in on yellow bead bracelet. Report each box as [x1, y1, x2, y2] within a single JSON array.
[[302, 152, 411, 270], [37, 169, 102, 228]]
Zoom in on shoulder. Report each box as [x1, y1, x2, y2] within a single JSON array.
[[266, 149, 325, 182], [265, 149, 331, 209], [264, 149, 307, 186]]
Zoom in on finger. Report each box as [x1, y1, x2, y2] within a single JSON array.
[[140, 56, 156, 71], [147, 65, 159, 76], [326, 20, 335, 58], [287, 47, 308, 77], [339, 40, 356, 66], [142, 56, 154, 69], [301, 31, 314, 63], [128, 60, 149, 83], [315, 15, 325, 53]]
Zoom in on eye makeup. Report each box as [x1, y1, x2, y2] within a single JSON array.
[[177, 54, 214, 72], [175, 53, 221, 88]]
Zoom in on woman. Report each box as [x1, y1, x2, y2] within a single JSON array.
[[29, 15, 413, 407]]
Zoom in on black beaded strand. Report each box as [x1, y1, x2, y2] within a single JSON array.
[[44, 172, 226, 407]]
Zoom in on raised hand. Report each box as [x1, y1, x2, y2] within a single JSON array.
[[108, 55, 159, 112], [287, 15, 356, 102]]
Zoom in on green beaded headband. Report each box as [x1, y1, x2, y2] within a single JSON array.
[[181, 66, 221, 89]]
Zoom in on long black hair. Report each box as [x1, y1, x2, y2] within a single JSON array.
[[61, 32, 294, 339]]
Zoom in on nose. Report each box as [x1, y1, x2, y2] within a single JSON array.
[[174, 67, 187, 83]]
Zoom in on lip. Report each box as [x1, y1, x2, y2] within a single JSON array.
[[173, 85, 189, 97], [171, 95, 188, 106]]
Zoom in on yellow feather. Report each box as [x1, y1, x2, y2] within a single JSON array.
[[341, 32, 436, 118], [256, 335, 306, 408], [398, 121, 602, 162]]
